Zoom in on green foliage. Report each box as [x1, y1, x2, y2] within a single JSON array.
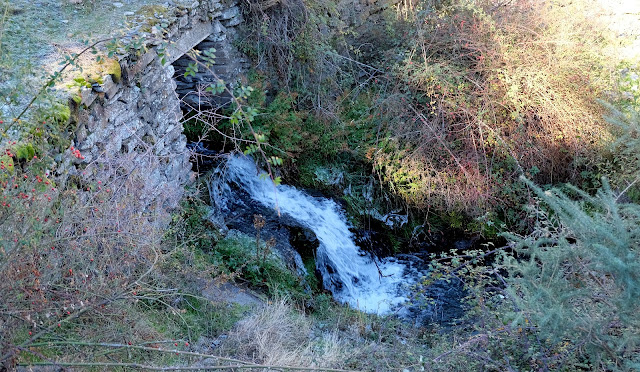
[[212, 233, 308, 301], [501, 178, 640, 369], [599, 104, 640, 201], [143, 296, 246, 341], [13, 142, 35, 161], [181, 113, 208, 142], [172, 196, 306, 301], [615, 62, 640, 114], [184, 60, 199, 78], [246, 87, 306, 152], [205, 79, 226, 95], [403, 177, 640, 369]]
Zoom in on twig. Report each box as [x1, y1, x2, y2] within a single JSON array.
[[324, 50, 384, 74], [616, 175, 640, 202], [408, 104, 473, 181], [5, 37, 113, 133]]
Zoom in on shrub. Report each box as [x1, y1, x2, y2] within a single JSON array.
[[599, 104, 640, 201], [0, 149, 172, 365], [375, 0, 618, 225], [501, 177, 640, 370], [212, 232, 309, 301]]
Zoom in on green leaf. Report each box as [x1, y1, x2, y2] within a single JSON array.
[[15, 143, 36, 161], [244, 144, 259, 155]]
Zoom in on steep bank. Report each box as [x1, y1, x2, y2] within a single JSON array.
[[1, 0, 639, 370]]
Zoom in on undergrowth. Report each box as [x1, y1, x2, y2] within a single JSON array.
[[227, 0, 629, 237], [374, 0, 618, 226], [2, 0, 640, 370]]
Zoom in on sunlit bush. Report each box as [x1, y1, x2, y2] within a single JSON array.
[[376, 0, 618, 224]]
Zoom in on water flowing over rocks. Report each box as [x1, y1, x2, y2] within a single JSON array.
[[53, 0, 468, 321], [208, 155, 466, 321]]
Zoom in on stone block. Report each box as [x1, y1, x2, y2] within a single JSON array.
[[86, 105, 107, 132], [128, 50, 158, 78], [103, 75, 119, 100], [196, 41, 217, 49], [220, 6, 239, 20], [80, 87, 96, 107], [179, 15, 190, 27], [121, 138, 137, 154], [76, 124, 88, 144], [209, 33, 227, 42], [78, 132, 97, 151], [165, 21, 215, 64], [225, 15, 241, 27], [212, 20, 225, 34]]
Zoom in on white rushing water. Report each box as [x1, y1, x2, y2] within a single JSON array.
[[222, 155, 412, 314]]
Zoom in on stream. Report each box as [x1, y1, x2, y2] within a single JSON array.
[[209, 154, 464, 320]]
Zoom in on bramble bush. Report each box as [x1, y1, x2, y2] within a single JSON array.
[[0, 134, 187, 367], [372, 0, 619, 230]]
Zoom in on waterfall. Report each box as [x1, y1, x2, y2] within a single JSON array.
[[219, 155, 412, 314]]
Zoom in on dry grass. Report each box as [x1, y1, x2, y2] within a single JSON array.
[[221, 299, 350, 370]]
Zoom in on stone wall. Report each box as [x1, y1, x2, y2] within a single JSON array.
[[173, 5, 249, 108], [63, 0, 400, 223], [67, 0, 248, 222]]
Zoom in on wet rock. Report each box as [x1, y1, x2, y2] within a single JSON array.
[[187, 141, 219, 173], [288, 225, 319, 259], [213, 182, 313, 277], [352, 227, 395, 258]]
